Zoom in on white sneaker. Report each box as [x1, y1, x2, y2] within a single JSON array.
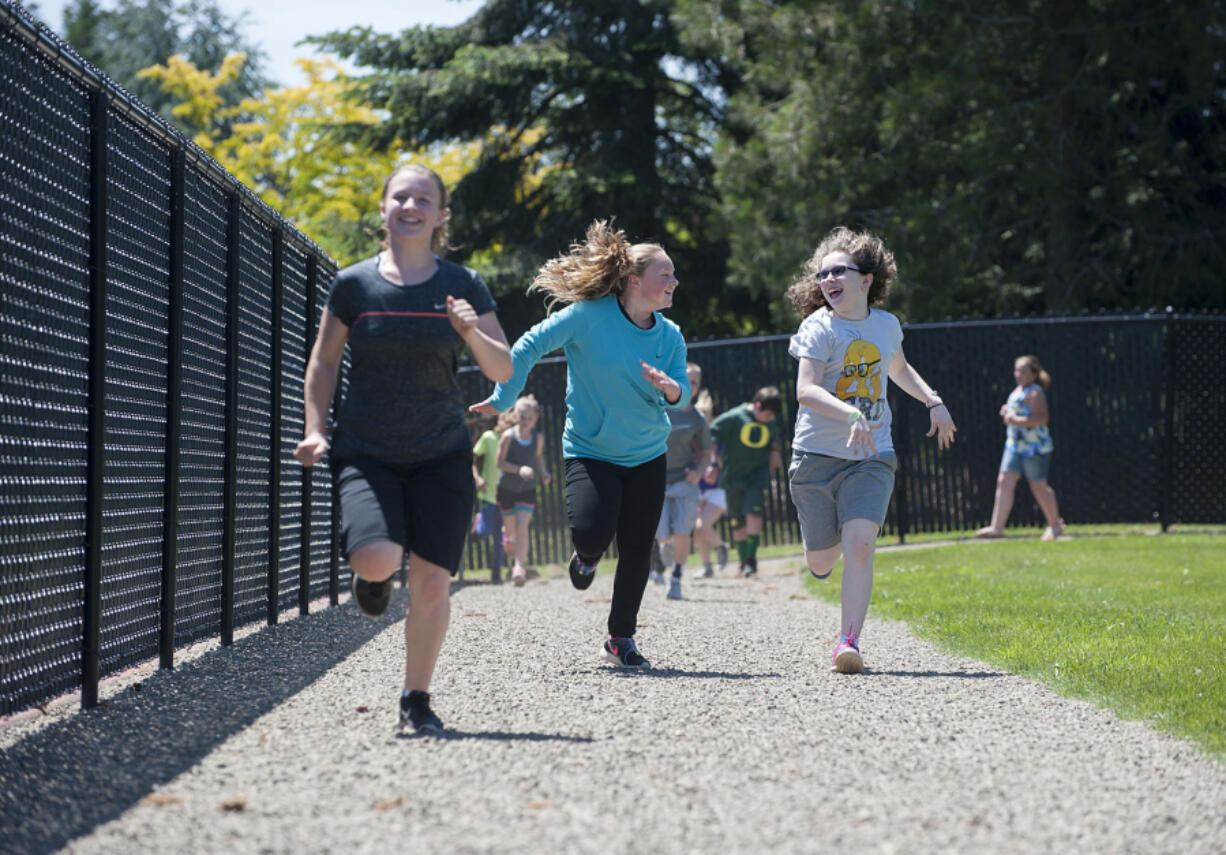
[[693, 564, 714, 579], [649, 570, 665, 585]]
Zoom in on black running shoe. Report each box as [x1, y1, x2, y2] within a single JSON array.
[[351, 575, 391, 618], [398, 690, 444, 735], [603, 635, 650, 668], [568, 552, 598, 590], [738, 556, 758, 577]]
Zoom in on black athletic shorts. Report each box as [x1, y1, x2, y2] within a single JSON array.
[[332, 453, 474, 575]]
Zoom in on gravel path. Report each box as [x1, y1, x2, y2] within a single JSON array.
[[3, 556, 1224, 855]]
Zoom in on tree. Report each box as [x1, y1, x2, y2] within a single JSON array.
[[309, 0, 757, 338], [139, 54, 479, 267], [683, 0, 1226, 325], [59, 0, 272, 131]]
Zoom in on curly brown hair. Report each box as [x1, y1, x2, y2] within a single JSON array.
[[529, 220, 665, 312], [786, 227, 898, 319]]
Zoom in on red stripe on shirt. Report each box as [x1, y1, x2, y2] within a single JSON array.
[[352, 310, 449, 325]]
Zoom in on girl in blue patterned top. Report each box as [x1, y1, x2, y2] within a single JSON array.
[[975, 355, 1066, 541]]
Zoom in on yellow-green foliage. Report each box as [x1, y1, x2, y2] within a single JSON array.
[[139, 54, 479, 266]]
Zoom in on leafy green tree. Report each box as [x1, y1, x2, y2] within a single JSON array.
[[310, 0, 759, 337], [683, 0, 1226, 325], [59, 0, 271, 130]]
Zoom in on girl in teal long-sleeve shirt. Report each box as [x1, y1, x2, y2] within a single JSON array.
[[472, 220, 689, 668]]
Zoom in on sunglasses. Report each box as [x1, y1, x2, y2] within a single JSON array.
[[817, 264, 863, 280]]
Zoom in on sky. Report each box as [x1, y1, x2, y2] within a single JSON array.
[[26, 0, 487, 86]]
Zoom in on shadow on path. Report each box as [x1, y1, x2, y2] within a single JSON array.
[[603, 668, 784, 680], [398, 730, 596, 743], [865, 669, 1006, 679], [0, 593, 402, 855]]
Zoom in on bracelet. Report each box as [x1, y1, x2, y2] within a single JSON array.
[[846, 410, 862, 425], [926, 399, 944, 409]]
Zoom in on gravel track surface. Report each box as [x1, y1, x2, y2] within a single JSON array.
[[3, 557, 1224, 854]]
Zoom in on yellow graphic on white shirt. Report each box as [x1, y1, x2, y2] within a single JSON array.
[[835, 338, 886, 421]]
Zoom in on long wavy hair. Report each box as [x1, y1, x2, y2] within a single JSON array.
[[786, 227, 898, 319], [529, 220, 664, 312]]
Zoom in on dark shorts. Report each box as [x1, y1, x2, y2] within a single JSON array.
[[332, 453, 474, 575], [496, 483, 537, 514], [724, 476, 769, 529]]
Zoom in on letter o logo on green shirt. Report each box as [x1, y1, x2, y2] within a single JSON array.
[[739, 421, 771, 449]]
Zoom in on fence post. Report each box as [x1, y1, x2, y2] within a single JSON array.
[[893, 392, 910, 545], [221, 193, 240, 645], [301, 254, 317, 604], [1159, 309, 1178, 532], [331, 362, 343, 597], [160, 147, 186, 669], [82, 90, 108, 710], [267, 230, 283, 624]]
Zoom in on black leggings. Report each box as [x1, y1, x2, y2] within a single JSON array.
[[564, 455, 667, 638]]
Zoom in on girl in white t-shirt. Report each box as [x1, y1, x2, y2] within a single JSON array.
[[785, 227, 957, 674]]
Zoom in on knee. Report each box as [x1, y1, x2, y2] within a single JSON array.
[[840, 526, 876, 566], [349, 541, 402, 581], [806, 552, 838, 578], [412, 567, 451, 609]]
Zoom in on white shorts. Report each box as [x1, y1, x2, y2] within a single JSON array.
[[699, 488, 727, 512]]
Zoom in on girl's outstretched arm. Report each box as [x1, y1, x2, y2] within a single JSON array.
[[888, 347, 957, 449]]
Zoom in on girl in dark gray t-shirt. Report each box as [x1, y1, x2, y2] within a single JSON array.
[[294, 163, 512, 735]]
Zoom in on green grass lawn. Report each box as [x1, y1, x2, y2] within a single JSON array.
[[794, 533, 1226, 759]]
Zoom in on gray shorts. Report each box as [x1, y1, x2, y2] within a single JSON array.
[[655, 478, 701, 539], [788, 451, 897, 551]]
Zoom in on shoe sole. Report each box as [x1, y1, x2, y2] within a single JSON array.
[[569, 556, 596, 590], [603, 650, 650, 668], [351, 578, 391, 619], [831, 649, 864, 674], [512, 574, 526, 587], [399, 719, 445, 736]]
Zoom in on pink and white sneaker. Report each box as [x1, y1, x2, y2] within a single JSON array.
[[831, 629, 863, 674]]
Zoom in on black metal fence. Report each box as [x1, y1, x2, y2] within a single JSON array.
[[1, 3, 338, 716]]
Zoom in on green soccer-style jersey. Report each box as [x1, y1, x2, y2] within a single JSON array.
[[710, 402, 779, 486]]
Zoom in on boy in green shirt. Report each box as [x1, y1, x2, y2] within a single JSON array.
[[709, 386, 784, 576]]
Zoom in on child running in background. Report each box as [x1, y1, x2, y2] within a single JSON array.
[[470, 411, 505, 584], [785, 226, 956, 674], [653, 362, 713, 600], [495, 394, 552, 586], [692, 387, 730, 578], [709, 387, 784, 577], [471, 219, 690, 669]]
